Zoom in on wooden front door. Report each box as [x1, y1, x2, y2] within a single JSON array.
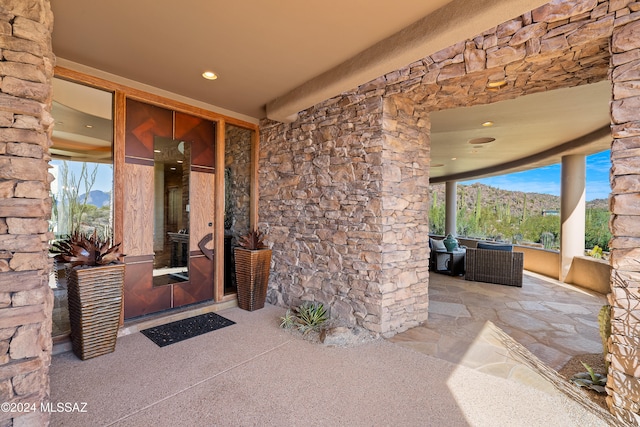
[[122, 99, 216, 319]]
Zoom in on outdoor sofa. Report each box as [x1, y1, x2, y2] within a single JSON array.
[[464, 242, 524, 287]]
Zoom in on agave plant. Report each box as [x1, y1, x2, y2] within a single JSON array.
[[571, 362, 607, 393], [51, 230, 124, 267], [237, 228, 267, 250], [280, 309, 296, 329], [279, 303, 329, 335], [295, 302, 328, 335]]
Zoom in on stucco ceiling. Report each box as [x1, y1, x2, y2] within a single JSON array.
[[50, 0, 610, 181], [429, 81, 611, 182], [51, 0, 455, 120]]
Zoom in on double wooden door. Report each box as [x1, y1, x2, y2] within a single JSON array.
[[122, 99, 216, 319]]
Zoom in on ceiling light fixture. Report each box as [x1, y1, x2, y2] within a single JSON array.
[[486, 80, 507, 89], [85, 124, 93, 128], [154, 149, 161, 153], [482, 121, 494, 127], [468, 137, 495, 145], [202, 71, 218, 80], [451, 157, 457, 161]]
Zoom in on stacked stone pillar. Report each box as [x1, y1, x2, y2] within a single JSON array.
[[0, 1, 55, 426], [379, 96, 430, 334], [608, 10, 640, 426], [260, 84, 431, 337]]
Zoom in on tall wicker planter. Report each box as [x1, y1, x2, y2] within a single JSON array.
[[234, 248, 271, 311], [66, 263, 125, 360]]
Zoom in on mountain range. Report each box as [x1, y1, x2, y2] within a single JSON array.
[[430, 183, 608, 216], [79, 190, 111, 208], [80, 185, 608, 214]]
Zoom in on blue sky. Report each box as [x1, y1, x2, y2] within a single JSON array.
[[50, 160, 114, 194], [461, 150, 611, 201]]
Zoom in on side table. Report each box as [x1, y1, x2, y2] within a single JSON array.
[[434, 249, 466, 276]]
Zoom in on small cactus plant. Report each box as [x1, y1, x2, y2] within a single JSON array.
[[598, 304, 611, 372], [588, 245, 603, 259], [540, 231, 555, 250]]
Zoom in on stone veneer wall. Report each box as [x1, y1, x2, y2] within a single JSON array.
[[608, 11, 640, 426], [260, 93, 387, 332], [224, 125, 252, 240], [0, 1, 55, 426], [259, 0, 620, 336], [402, 0, 614, 112], [260, 89, 431, 335], [379, 96, 430, 333]]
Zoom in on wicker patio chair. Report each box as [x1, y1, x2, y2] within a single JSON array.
[[464, 247, 524, 287]]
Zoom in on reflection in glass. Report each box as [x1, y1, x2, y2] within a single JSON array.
[[49, 78, 114, 338], [153, 137, 190, 286], [224, 125, 254, 295], [49, 160, 113, 239]]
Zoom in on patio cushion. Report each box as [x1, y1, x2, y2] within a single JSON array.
[[477, 242, 513, 252], [430, 238, 446, 251]]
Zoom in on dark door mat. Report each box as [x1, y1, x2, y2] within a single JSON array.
[[141, 312, 235, 347]]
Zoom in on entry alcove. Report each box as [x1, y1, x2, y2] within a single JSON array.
[[52, 67, 261, 324]]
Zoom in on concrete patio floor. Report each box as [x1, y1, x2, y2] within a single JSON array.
[[49, 271, 619, 426]]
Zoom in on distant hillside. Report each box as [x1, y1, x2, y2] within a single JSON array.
[[586, 197, 608, 210], [429, 183, 608, 216], [79, 190, 111, 208]]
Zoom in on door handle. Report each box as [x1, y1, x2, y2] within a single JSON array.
[[198, 233, 214, 260]]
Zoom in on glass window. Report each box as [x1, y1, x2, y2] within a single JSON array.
[[50, 77, 114, 338]]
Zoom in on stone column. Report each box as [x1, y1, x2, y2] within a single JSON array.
[[559, 154, 586, 282], [379, 96, 430, 336], [259, 87, 430, 337], [445, 181, 457, 236], [0, 1, 55, 426], [608, 12, 640, 425]]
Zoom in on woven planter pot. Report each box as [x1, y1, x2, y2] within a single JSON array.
[[234, 248, 271, 311], [66, 263, 125, 360]]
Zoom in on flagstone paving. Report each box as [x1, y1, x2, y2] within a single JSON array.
[[389, 271, 607, 389]]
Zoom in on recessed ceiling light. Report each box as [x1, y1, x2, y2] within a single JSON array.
[[482, 121, 494, 127], [170, 167, 176, 171], [85, 124, 93, 129], [154, 149, 161, 153], [451, 157, 457, 161], [177, 160, 183, 164], [468, 137, 495, 145], [202, 71, 218, 80], [486, 80, 507, 89]]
